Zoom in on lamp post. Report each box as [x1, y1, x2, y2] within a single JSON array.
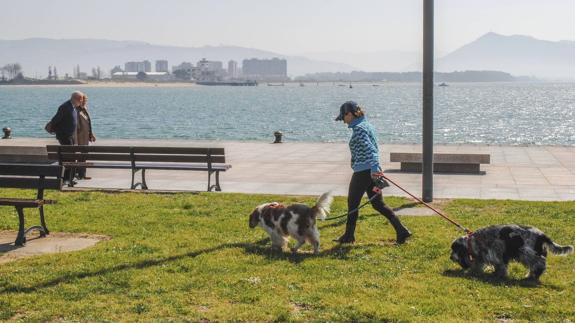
[[422, 0, 434, 202]]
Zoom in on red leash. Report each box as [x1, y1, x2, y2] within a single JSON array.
[[378, 173, 473, 235], [377, 173, 477, 261]]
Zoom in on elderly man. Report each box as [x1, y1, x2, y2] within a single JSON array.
[[49, 91, 83, 183]]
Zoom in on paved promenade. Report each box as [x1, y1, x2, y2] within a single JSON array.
[[2, 138, 575, 201]]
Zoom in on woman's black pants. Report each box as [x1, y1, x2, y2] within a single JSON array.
[[343, 170, 409, 239]]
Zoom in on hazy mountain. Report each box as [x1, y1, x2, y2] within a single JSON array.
[[436, 32, 575, 80], [0, 38, 356, 78], [300, 50, 419, 72]]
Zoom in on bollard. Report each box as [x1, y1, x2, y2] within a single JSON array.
[[273, 131, 283, 143], [2, 127, 11, 139]]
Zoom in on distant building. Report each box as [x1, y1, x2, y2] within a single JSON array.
[[242, 58, 288, 81], [124, 60, 151, 73], [197, 58, 223, 72], [155, 60, 169, 73], [172, 62, 194, 72], [195, 58, 225, 82], [227, 60, 239, 79], [172, 62, 194, 80]]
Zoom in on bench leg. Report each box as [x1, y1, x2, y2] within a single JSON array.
[[67, 166, 76, 187], [141, 169, 148, 190], [215, 171, 222, 192], [207, 171, 222, 192], [39, 205, 50, 236], [207, 171, 212, 191], [15, 207, 26, 246], [131, 169, 148, 189], [131, 168, 136, 189]]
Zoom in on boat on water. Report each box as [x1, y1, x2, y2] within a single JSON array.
[[438, 82, 449, 87], [299, 83, 305, 87]]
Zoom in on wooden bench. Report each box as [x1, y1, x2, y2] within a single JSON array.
[[0, 164, 64, 246], [0, 146, 52, 164], [390, 152, 490, 174], [46, 146, 231, 191]]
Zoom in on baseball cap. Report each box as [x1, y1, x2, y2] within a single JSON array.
[[335, 101, 360, 121]]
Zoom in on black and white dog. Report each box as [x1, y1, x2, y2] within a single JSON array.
[[249, 192, 333, 254], [450, 224, 573, 280]]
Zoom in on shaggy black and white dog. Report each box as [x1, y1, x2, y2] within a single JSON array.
[[450, 224, 573, 280], [249, 192, 333, 254]]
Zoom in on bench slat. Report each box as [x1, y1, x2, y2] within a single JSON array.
[[61, 162, 231, 171], [134, 155, 225, 163], [0, 198, 56, 207], [47, 145, 225, 155], [61, 162, 132, 169], [390, 153, 490, 164], [48, 153, 134, 162], [0, 164, 63, 177], [0, 177, 63, 189], [133, 147, 224, 155], [47, 145, 132, 153], [50, 153, 226, 163], [133, 163, 231, 171]]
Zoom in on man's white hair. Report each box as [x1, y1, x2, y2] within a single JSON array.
[[71, 91, 84, 100]]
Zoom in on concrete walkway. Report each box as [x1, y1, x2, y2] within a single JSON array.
[[2, 138, 575, 201]]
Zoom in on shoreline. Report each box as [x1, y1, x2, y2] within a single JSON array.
[[0, 81, 198, 88]]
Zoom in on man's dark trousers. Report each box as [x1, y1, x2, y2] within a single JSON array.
[[56, 133, 75, 182]]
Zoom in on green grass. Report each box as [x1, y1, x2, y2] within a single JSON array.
[[0, 189, 574, 322]]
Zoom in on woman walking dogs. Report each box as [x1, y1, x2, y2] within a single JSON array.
[[335, 101, 412, 244]]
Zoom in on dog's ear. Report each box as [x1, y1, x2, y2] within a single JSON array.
[[249, 209, 260, 228], [451, 238, 470, 269]]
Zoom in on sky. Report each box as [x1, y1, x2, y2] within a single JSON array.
[[1, 0, 574, 55]]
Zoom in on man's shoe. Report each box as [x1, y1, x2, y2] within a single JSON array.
[[83, 176, 92, 180]]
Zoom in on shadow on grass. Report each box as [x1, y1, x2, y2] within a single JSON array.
[[0, 237, 367, 294], [442, 269, 561, 289], [319, 200, 418, 230]]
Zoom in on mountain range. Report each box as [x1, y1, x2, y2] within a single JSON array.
[[1, 33, 574, 80], [436, 32, 575, 80]]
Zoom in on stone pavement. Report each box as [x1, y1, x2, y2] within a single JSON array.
[[0, 231, 108, 264], [2, 138, 575, 201]]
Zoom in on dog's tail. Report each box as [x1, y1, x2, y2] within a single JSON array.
[[312, 191, 333, 221], [543, 236, 574, 256]]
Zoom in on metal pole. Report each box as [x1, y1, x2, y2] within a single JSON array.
[[422, 0, 434, 202]]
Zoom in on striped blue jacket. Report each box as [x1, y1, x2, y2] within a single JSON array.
[[348, 116, 381, 173]]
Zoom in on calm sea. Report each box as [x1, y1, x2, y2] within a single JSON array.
[[1, 82, 574, 145]]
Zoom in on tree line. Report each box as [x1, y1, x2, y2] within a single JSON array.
[[1, 63, 23, 81]]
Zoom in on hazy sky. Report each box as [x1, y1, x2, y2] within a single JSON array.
[[1, 0, 574, 54]]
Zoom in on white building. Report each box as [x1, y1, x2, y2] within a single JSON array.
[[227, 60, 239, 79], [195, 58, 225, 82], [124, 60, 151, 73], [155, 60, 169, 73], [242, 58, 288, 81]]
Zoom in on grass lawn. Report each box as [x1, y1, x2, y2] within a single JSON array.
[[0, 189, 574, 322]]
